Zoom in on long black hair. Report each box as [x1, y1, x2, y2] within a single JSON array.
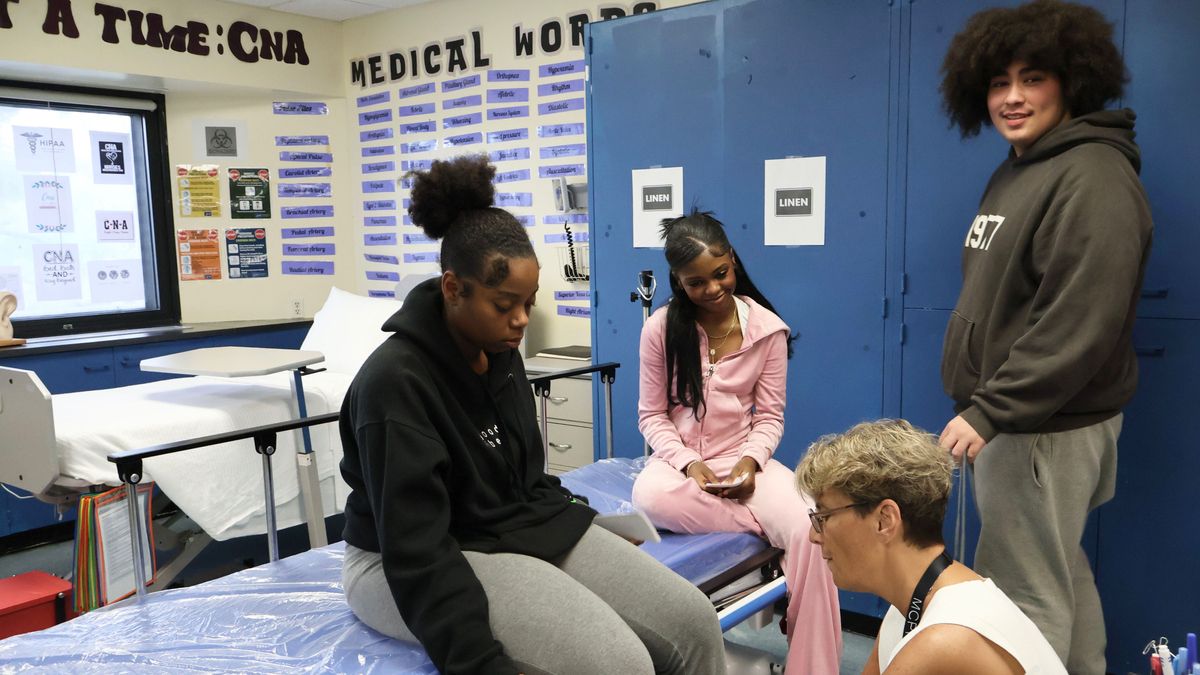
[[407, 154, 534, 291], [661, 210, 793, 418]]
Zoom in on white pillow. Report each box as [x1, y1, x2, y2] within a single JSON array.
[[301, 287, 401, 375]]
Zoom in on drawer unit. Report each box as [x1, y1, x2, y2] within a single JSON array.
[[527, 356, 596, 474], [538, 376, 592, 425], [545, 421, 593, 474]]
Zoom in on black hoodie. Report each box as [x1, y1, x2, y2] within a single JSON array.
[[339, 278, 595, 674], [941, 109, 1153, 441]]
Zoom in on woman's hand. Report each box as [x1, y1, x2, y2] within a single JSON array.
[[685, 460, 719, 491], [720, 456, 759, 500]]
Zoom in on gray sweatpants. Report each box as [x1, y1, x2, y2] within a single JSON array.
[[343, 524, 726, 675], [973, 414, 1120, 675]]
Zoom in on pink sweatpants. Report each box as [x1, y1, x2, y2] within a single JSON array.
[[632, 455, 842, 675]]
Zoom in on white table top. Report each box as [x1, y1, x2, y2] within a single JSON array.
[[140, 346, 325, 377]]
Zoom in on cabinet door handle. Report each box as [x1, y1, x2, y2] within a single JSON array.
[[549, 442, 573, 450], [549, 396, 568, 404], [1140, 287, 1169, 299], [120, 357, 136, 367], [1135, 346, 1165, 357], [83, 364, 111, 373]]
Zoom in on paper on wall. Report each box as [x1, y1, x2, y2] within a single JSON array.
[[87, 258, 144, 303], [12, 126, 76, 173], [89, 130, 134, 185], [764, 156, 826, 246], [631, 166, 683, 248], [24, 175, 74, 234]]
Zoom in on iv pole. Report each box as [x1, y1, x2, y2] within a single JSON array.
[[630, 269, 656, 458]]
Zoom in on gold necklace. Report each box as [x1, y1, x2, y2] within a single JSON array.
[[704, 312, 739, 362]]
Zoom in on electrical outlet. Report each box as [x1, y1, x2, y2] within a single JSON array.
[[290, 298, 304, 317]]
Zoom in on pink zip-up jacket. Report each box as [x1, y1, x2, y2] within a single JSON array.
[[638, 295, 789, 472]]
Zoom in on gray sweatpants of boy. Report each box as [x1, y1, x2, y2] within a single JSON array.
[[343, 524, 726, 675], [973, 413, 1120, 675]]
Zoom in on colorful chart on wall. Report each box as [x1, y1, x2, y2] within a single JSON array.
[[176, 164, 222, 218], [176, 229, 222, 280]]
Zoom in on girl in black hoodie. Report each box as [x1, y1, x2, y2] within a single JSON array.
[[338, 155, 725, 675]]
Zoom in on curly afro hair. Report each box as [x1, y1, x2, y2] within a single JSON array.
[[940, 0, 1127, 138], [405, 155, 534, 289]]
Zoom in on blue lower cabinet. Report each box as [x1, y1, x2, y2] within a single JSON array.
[[839, 590, 888, 620], [217, 324, 308, 349], [1, 350, 116, 394], [899, 309, 986, 566], [1098, 318, 1198, 674], [0, 488, 70, 538], [113, 338, 213, 386]]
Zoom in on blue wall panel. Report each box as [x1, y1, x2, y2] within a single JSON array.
[[588, 0, 893, 469], [588, 5, 724, 459], [589, 0, 1200, 655], [1098, 318, 1200, 672], [1123, 0, 1200, 320], [903, 0, 1125, 311]]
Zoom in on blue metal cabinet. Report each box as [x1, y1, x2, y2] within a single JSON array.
[[113, 338, 214, 386], [588, 0, 895, 621], [898, 308, 1105, 574], [587, 5, 725, 462], [0, 349, 116, 394], [902, 0, 1125, 312], [215, 324, 308, 349], [586, 0, 1198, 641], [0, 492, 67, 539], [1097, 317, 1198, 673], [587, 0, 892, 469], [899, 309, 983, 564], [1122, 0, 1200, 320]]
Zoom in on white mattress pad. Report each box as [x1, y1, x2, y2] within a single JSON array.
[[50, 370, 353, 540]]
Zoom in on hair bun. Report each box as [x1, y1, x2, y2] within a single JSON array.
[[407, 155, 496, 239]]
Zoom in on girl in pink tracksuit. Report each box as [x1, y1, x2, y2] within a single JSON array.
[[632, 210, 841, 674]]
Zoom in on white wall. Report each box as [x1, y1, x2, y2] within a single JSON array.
[[340, 0, 695, 353], [0, 0, 697, 334], [0, 0, 350, 323]]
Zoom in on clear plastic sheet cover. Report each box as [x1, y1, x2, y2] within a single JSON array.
[[560, 457, 770, 586], [0, 543, 435, 674], [0, 458, 766, 673]]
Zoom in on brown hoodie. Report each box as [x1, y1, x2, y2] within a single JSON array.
[[941, 109, 1153, 441]]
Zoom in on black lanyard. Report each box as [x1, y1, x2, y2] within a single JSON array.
[[902, 550, 954, 637]]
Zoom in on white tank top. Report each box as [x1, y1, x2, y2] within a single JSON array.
[[877, 579, 1066, 674]]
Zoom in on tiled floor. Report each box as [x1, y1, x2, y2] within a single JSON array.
[[725, 616, 875, 674]]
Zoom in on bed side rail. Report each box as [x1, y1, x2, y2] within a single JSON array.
[[107, 411, 339, 602], [527, 361, 620, 466]]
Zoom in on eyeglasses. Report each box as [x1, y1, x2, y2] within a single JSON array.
[[808, 502, 870, 534]]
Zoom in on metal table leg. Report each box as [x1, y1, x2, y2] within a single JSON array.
[[292, 369, 327, 548]]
